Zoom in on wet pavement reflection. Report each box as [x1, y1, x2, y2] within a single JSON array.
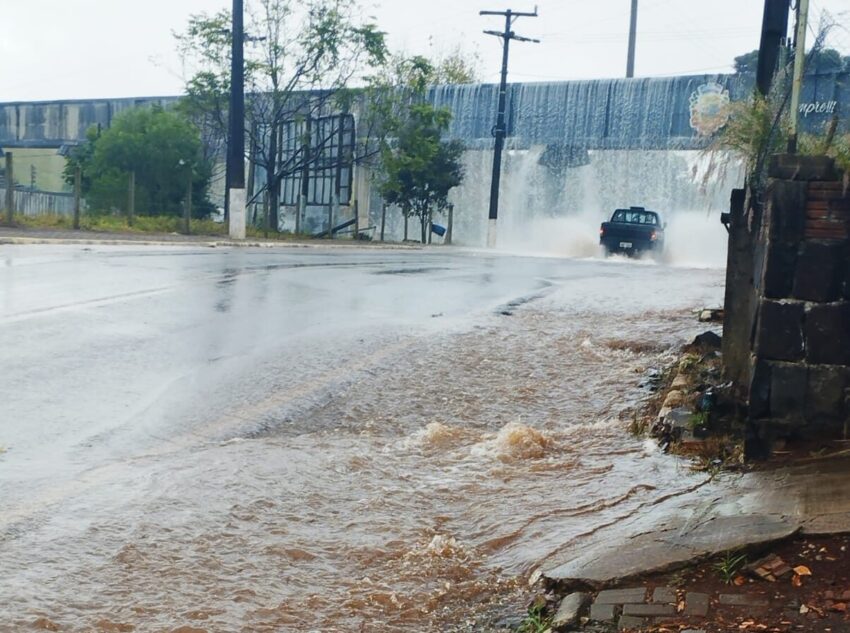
[[0, 244, 724, 632]]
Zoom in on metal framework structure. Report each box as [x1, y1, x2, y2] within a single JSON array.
[[277, 113, 355, 206]]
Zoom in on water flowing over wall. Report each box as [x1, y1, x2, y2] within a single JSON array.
[[370, 72, 847, 252], [427, 72, 848, 150], [0, 73, 846, 253]]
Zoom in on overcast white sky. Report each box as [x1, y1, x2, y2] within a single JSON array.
[[2, 0, 849, 102]]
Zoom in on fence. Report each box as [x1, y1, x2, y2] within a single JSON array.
[[0, 188, 81, 216]]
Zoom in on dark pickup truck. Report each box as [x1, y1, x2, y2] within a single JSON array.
[[599, 207, 665, 257]]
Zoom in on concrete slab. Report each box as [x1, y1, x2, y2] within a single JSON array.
[[543, 455, 850, 588]]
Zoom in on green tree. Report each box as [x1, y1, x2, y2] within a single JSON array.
[[733, 49, 759, 74], [174, 10, 232, 168], [65, 106, 212, 217], [734, 46, 848, 75], [431, 46, 481, 84], [175, 0, 387, 231], [378, 103, 464, 243]]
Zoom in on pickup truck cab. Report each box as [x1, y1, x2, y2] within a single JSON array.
[[599, 207, 665, 257]]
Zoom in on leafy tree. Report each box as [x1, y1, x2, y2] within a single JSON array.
[[175, 0, 387, 231], [378, 103, 464, 243], [733, 50, 759, 74], [64, 106, 213, 217], [734, 46, 849, 75], [431, 46, 481, 84], [174, 10, 232, 169]]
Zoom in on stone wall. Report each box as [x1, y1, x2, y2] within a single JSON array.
[[747, 155, 850, 439]]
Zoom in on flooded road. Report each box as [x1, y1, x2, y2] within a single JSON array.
[[0, 245, 724, 632]]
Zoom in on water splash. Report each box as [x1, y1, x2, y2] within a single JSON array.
[[471, 422, 553, 462]]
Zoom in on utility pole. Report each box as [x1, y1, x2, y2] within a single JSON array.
[[788, 0, 809, 153], [127, 170, 135, 227], [756, 0, 791, 96], [626, 0, 638, 78], [73, 165, 81, 230], [227, 0, 246, 239], [481, 8, 539, 248], [184, 169, 193, 235]]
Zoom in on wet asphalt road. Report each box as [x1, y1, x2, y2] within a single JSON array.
[[0, 244, 723, 504], [0, 245, 569, 503], [0, 243, 728, 631]]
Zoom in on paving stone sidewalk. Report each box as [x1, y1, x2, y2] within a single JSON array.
[[567, 585, 769, 631]]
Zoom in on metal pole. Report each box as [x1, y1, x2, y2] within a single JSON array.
[[4, 153, 13, 226], [227, 0, 246, 239], [446, 203, 453, 245], [788, 0, 809, 153], [73, 165, 81, 230], [626, 0, 638, 78]]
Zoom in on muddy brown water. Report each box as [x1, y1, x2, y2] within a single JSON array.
[[0, 252, 723, 632]]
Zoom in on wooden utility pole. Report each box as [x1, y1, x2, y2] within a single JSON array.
[[73, 165, 81, 230], [788, 0, 809, 153], [404, 207, 409, 242], [127, 170, 135, 226], [184, 170, 192, 234], [446, 204, 454, 245], [4, 152, 13, 225], [328, 192, 337, 240], [626, 0, 638, 78], [380, 203, 387, 241], [481, 8, 539, 248], [296, 116, 311, 235]]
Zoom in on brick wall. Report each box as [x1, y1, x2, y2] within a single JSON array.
[[748, 155, 850, 439]]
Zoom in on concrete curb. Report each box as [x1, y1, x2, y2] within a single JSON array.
[[0, 235, 426, 250]]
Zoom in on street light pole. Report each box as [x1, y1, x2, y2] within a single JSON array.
[[227, 0, 246, 239], [626, 0, 638, 78]]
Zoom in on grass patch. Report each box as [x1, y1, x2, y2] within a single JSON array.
[[12, 213, 344, 242], [516, 604, 552, 633], [13, 213, 227, 236], [714, 550, 748, 585]]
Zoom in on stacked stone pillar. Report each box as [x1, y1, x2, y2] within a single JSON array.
[[747, 155, 850, 440]]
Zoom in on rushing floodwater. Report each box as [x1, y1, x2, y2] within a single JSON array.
[[0, 246, 724, 632]]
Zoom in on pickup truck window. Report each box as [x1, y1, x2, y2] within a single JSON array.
[[612, 210, 659, 225]]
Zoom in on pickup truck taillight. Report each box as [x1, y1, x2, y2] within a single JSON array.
[[650, 230, 657, 241], [599, 227, 605, 236]]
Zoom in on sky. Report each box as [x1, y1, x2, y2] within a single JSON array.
[[2, 0, 849, 102]]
